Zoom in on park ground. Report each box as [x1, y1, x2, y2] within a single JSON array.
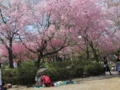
[[9, 71, 120, 90]]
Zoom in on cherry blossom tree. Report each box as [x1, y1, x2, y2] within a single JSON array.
[[101, 0, 120, 54], [0, 0, 29, 68], [67, 0, 113, 61], [0, 0, 117, 68], [17, 0, 112, 67], [19, 0, 78, 68]]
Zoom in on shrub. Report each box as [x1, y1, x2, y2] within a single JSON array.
[[48, 61, 72, 68], [43, 67, 59, 81], [16, 61, 37, 85], [71, 66, 84, 78], [2, 60, 104, 85], [43, 67, 69, 81], [43, 66, 84, 81], [2, 61, 37, 85], [84, 62, 104, 76], [2, 68, 18, 84]]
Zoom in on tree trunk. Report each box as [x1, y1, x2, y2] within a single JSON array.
[[36, 54, 42, 69], [93, 49, 99, 62], [86, 45, 90, 60], [8, 48, 14, 68], [90, 42, 99, 62], [8, 38, 14, 68]]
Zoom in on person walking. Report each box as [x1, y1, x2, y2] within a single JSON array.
[[103, 57, 112, 75]]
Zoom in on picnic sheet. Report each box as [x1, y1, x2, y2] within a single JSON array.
[[34, 81, 77, 88]]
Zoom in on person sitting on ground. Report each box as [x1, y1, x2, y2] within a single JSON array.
[[2, 83, 12, 90], [2, 82, 7, 90], [103, 56, 112, 75], [35, 74, 42, 87], [41, 73, 53, 87]]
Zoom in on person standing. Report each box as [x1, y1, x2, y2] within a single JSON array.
[[13, 59, 18, 68], [116, 54, 120, 75], [103, 57, 112, 75]]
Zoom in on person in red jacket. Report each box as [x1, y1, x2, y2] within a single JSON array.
[[41, 73, 52, 87]]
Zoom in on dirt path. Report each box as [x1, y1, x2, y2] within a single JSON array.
[[9, 71, 120, 90]]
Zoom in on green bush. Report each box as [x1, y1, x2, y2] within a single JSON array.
[[54, 68, 70, 80], [43, 68, 59, 81], [2, 60, 104, 85], [16, 61, 37, 85], [2, 61, 37, 85], [84, 62, 104, 76], [48, 61, 72, 68], [2, 69, 17, 84], [72, 59, 86, 66], [43, 66, 84, 81], [71, 66, 84, 78], [43, 67, 69, 81]]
